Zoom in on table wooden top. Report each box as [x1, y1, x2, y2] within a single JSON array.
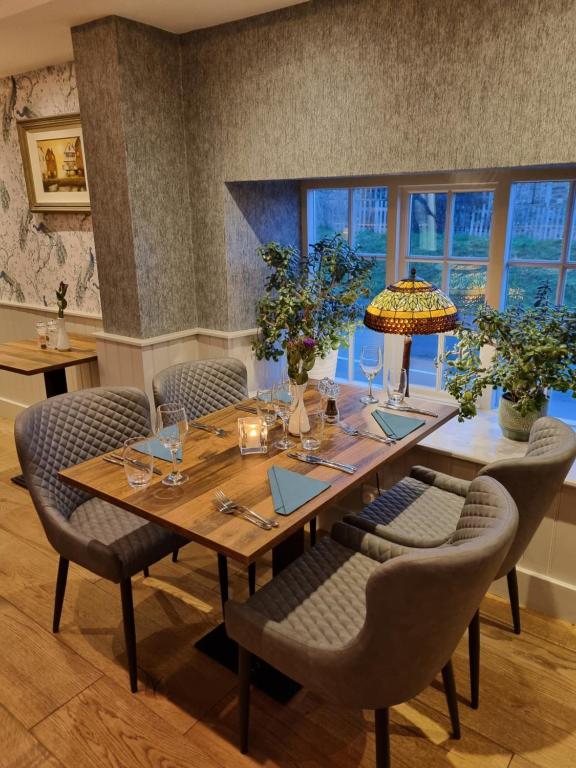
[[0, 334, 97, 375], [60, 384, 458, 565]]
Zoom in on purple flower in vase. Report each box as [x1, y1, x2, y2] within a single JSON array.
[[302, 337, 316, 348]]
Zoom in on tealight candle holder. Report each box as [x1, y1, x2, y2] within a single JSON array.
[[238, 417, 268, 455]]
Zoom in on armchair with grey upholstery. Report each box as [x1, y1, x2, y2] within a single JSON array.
[[341, 416, 576, 707], [226, 476, 518, 768], [14, 386, 188, 693]]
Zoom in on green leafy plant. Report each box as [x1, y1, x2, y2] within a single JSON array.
[[442, 298, 576, 420], [253, 235, 374, 382], [56, 281, 68, 319]]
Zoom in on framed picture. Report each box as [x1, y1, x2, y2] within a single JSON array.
[[17, 113, 90, 213]]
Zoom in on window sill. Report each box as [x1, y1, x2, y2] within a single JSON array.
[[419, 408, 576, 488]]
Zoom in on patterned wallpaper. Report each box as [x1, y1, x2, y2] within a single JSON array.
[[0, 63, 100, 315]]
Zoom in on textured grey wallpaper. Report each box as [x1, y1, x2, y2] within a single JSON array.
[[182, 0, 576, 329]]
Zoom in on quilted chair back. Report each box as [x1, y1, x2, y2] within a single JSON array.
[[15, 387, 151, 545], [478, 416, 576, 578], [330, 476, 518, 711], [153, 358, 248, 421]]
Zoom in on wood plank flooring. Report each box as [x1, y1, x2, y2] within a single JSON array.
[[1, 416, 576, 767]]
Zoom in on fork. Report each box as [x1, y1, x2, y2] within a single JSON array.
[[189, 421, 228, 437], [214, 489, 278, 528], [340, 422, 396, 445]]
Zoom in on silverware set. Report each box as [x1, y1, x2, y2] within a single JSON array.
[[378, 401, 439, 418], [214, 488, 278, 529], [102, 454, 163, 475], [189, 421, 228, 437], [339, 422, 396, 445], [287, 451, 357, 474]]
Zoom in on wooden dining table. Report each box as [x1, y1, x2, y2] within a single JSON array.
[[59, 382, 457, 699]]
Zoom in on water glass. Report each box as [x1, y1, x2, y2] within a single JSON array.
[[46, 319, 57, 349], [36, 321, 47, 349], [386, 367, 408, 405], [156, 403, 189, 486], [359, 345, 383, 404], [272, 381, 295, 450], [300, 410, 324, 452], [256, 388, 278, 428], [123, 437, 154, 488]]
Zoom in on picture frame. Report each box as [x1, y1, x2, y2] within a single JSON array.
[[17, 113, 90, 213]]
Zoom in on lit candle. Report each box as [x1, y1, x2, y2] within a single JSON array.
[[238, 417, 267, 455], [246, 423, 260, 449]]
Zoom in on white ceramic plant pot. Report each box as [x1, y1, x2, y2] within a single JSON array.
[[288, 382, 309, 436], [309, 347, 339, 380], [55, 317, 70, 351], [498, 393, 548, 442]]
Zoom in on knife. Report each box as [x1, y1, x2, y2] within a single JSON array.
[[106, 454, 163, 475], [287, 452, 357, 474], [378, 402, 439, 418]]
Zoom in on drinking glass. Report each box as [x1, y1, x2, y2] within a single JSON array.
[[359, 345, 383, 404], [300, 410, 324, 452], [46, 319, 57, 349], [272, 381, 295, 450], [123, 437, 154, 488], [256, 388, 278, 428], [156, 403, 189, 486], [386, 367, 408, 405], [36, 321, 47, 349]]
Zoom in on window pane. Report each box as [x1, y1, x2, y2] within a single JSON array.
[[410, 334, 438, 388], [549, 389, 576, 424], [407, 260, 443, 285], [451, 191, 493, 259], [570, 207, 576, 262], [506, 266, 559, 308], [441, 335, 458, 388], [448, 264, 487, 322], [353, 325, 385, 385], [336, 344, 349, 381], [352, 187, 388, 254], [310, 189, 348, 242], [509, 181, 569, 262], [564, 269, 576, 307], [409, 192, 447, 258]]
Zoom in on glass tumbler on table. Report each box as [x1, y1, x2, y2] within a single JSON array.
[[272, 381, 295, 450], [156, 403, 189, 486], [386, 367, 408, 405], [256, 388, 278, 429], [123, 437, 154, 488], [300, 409, 324, 452], [359, 345, 383, 404]]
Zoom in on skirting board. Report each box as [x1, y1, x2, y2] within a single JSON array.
[[488, 566, 576, 625], [0, 395, 28, 420]]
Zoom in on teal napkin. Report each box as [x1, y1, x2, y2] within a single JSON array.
[[258, 390, 291, 403], [268, 466, 331, 516], [372, 410, 425, 440], [133, 433, 183, 463]]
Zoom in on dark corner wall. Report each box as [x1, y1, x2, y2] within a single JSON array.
[[73, 0, 576, 337]]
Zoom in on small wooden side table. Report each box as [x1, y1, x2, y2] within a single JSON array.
[[0, 334, 97, 487]]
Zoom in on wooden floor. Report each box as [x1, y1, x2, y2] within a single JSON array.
[[2, 417, 576, 768]]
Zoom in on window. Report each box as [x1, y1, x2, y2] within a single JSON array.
[[307, 187, 388, 384]]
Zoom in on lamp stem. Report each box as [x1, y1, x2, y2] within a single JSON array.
[[402, 335, 412, 398]]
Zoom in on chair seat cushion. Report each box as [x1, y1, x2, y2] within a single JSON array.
[[343, 474, 465, 548], [226, 537, 380, 656], [69, 497, 186, 581]]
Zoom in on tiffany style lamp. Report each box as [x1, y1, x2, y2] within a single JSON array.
[[363, 267, 458, 396]]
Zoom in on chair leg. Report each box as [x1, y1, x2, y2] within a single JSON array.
[[172, 549, 179, 563], [142, 566, 149, 578], [374, 708, 390, 768], [248, 562, 256, 596], [441, 659, 461, 739], [507, 567, 521, 635], [218, 553, 229, 613], [309, 517, 317, 547], [468, 610, 480, 709], [52, 557, 69, 633], [239, 647, 251, 754], [120, 578, 138, 693]]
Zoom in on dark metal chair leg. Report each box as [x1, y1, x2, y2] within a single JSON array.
[[248, 562, 256, 596], [309, 517, 317, 547], [120, 578, 138, 693], [52, 557, 69, 633], [172, 549, 179, 562], [374, 708, 390, 768], [239, 647, 251, 754], [468, 610, 480, 709], [142, 566, 149, 578], [441, 659, 461, 739], [218, 553, 229, 613], [507, 567, 521, 635]]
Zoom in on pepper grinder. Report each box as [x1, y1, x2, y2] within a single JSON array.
[[318, 378, 341, 424]]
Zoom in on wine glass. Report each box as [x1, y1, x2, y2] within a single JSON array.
[[359, 345, 383, 404], [386, 367, 408, 405], [272, 381, 295, 450], [156, 403, 189, 486]]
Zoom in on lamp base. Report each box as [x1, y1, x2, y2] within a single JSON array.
[[402, 336, 412, 398]]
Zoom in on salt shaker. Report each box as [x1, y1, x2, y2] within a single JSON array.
[[318, 377, 340, 424]]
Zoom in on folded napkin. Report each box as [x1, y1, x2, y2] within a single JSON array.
[[372, 410, 425, 440], [133, 434, 183, 463], [268, 466, 330, 516], [257, 390, 291, 404]]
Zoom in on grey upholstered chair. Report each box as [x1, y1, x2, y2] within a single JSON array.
[[14, 387, 188, 693], [342, 416, 576, 707], [226, 476, 518, 768]]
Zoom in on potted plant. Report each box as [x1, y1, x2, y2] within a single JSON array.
[[442, 298, 576, 441], [253, 235, 373, 432], [55, 281, 70, 351]]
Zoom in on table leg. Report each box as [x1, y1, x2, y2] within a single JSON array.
[[11, 368, 68, 489], [195, 529, 306, 703]]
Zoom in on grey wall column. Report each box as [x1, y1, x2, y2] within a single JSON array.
[[72, 17, 196, 338]]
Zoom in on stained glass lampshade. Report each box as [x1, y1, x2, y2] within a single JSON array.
[[364, 267, 458, 395]]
